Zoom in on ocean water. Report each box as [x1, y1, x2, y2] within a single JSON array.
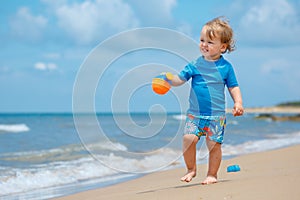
[[1, 113, 300, 199]]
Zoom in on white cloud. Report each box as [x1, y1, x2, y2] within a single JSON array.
[[39, 0, 178, 45], [35, 62, 47, 70], [261, 59, 291, 74], [236, 0, 300, 46], [53, 0, 139, 45], [127, 0, 177, 26], [176, 22, 193, 37], [34, 62, 57, 71], [260, 56, 300, 82], [259, 56, 300, 98], [9, 7, 48, 42]]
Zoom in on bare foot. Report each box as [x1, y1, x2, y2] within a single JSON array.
[[201, 176, 217, 185], [181, 171, 196, 182]]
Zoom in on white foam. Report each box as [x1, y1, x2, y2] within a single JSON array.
[[94, 148, 182, 173], [0, 124, 30, 133], [172, 114, 186, 121], [172, 115, 239, 126], [0, 148, 182, 196], [0, 157, 124, 196], [87, 142, 128, 151], [0, 142, 128, 163], [223, 131, 300, 156], [3, 130, 300, 197], [227, 120, 238, 125]]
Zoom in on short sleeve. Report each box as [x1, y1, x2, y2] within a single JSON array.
[[178, 62, 195, 82], [226, 65, 239, 88]]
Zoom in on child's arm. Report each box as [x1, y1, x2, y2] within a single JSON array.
[[228, 86, 244, 116], [170, 75, 186, 87]]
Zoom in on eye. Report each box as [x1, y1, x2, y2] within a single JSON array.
[[200, 39, 204, 42], [208, 41, 214, 44]]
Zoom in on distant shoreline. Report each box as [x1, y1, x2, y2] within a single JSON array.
[[227, 106, 300, 114], [1, 106, 300, 115]]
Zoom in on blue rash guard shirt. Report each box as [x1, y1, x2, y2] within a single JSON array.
[[178, 56, 239, 116]]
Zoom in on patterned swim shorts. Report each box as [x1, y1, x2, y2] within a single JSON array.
[[184, 114, 226, 144]]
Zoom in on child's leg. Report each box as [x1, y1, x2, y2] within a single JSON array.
[[181, 134, 198, 182], [202, 139, 222, 184]]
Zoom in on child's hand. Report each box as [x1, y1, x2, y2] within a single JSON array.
[[160, 72, 174, 84], [232, 102, 244, 116]]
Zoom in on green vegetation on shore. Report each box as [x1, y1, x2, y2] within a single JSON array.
[[277, 101, 300, 107], [255, 101, 300, 121], [255, 113, 300, 122]]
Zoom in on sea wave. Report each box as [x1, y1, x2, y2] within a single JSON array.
[[0, 124, 30, 133], [0, 147, 181, 197], [172, 115, 239, 125], [0, 157, 122, 196], [0, 142, 128, 163], [2, 115, 300, 199], [223, 131, 300, 156], [172, 114, 186, 121]]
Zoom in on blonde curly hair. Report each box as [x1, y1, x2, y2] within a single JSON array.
[[204, 16, 235, 53]]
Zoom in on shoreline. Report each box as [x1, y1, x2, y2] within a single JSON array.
[[236, 106, 300, 114], [55, 145, 300, 200], [2, 106, 300, 115]]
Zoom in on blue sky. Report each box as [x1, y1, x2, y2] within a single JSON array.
[[1, 0, 300, 113]]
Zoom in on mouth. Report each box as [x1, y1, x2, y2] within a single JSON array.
[[201, 48, 209, 53]]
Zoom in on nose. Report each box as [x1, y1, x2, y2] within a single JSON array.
[[203, 42, 208, 47], [199, 41, 207, 47]]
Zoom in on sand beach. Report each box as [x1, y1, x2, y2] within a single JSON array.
[[55, 145, 300, 200]]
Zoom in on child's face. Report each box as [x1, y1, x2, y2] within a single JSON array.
[[199, 26, 227, 61]]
